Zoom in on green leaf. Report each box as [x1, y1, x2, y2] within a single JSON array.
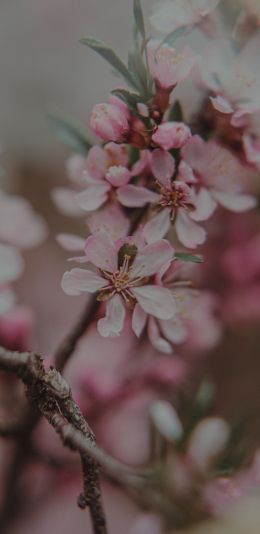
[[175, 252, 204, 263], [80, 37, 138, 90], [111, 89, 144, 115], [133, 0, 145, 40], [168, 100, 183, 122], [128, 146, 140, 165], [128, 50, 148, 94], [48, 113, 92, 155]]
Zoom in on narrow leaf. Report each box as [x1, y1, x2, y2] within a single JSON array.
[[48, 113, 92, 155], [175, 252, 203, 263], [111, 89, 144, 116], [133, 0, 145, 40], [80, 37, 138, 90], [128, 51, 147, 94]]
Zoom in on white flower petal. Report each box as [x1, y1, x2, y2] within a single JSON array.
[[211, 190, 257, 212], [61, 269, 105, 296], [175, 211, 206, 248], [132, 285, 176, 320], [97, 295, 125, 337]]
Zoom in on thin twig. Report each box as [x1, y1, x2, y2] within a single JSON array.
[[54, 297, 100, 372]]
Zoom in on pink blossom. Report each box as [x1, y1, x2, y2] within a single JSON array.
[[133, 259, 222, 353], [182, 135, 257, 212], [75, 166, 131, 213], [53, 142, 131, 215], [152, 122, 191, 150], [119, 149, 212, 248], [148, 43, 196, 89], [80, 142, 128, 181], [90, 102, 130, 142], [150, 0, 220, 34], [62, 233, 176, 337], [132, 259, 199, 353]]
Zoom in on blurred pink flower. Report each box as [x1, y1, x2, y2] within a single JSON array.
[[0, 244, 24, 284], [148, 43, 196, 90], [0, 306, 34, 351], [150, 0, 220, 34], [198, 34, 260, 126], [182, 136, 257, 212], [53, 142, 132, 214], [0, 191, 46, 249]]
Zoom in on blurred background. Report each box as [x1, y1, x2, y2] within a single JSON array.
[[0, 1, 260, 533]]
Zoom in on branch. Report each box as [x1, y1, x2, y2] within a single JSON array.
[[0, 346, 107, 534], [0, 347, 151, 533]]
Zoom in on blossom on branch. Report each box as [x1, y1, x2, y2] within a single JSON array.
[[62, 233, 176, 337]]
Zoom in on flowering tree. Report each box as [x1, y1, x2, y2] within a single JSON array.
[[0, 1, 260, 533]]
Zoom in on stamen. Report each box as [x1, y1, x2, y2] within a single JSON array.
[[98, 251, 146, 305]]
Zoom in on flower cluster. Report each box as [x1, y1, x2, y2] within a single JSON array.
[[55, 0, 257, 353]]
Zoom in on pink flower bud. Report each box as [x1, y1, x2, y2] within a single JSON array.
[[152, 121, 191, 150], [90, 102, 130, 142]]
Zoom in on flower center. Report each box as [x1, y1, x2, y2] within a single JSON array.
[[98, 253, 145, 307], [156, 182, 195, 222], [156, 48, 183, 67], [160, 187, 186, 208], [112, 264, 131, 292]]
